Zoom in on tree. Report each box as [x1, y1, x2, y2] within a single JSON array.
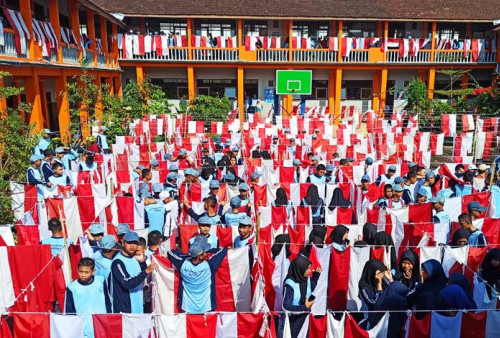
[[187, 95, 231, 128], [0, 71, 39, 224], [121, 78, 171, 119]]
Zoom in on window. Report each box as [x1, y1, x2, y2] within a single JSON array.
[[195, 20, 236, 38], [342, 80, 373, 99], [315, 88, 328, 100], [293, 21, 330, 39], [159, 22, 187, 36], [436, 23, 466, 40], [388, 22, 406, 38], [244, 20, 268, 36], [150, 78, 188, 99], [198, 87, 210, 96], [471, 23, 493, 39], [312, 80, 328, 99], [343, 22, 376, 37]]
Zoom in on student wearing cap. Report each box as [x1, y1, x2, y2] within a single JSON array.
[[28, 154, 52, 200], [250, 172, 262, 186], [325, 164, 335, 184], [150, 159, 159, 170], [116, 223, 130, 249], [97, 126, 110, 154], [54, 146, 79, 170], [473, 164, 489, 191], [65, 257, 111, 338], [145, 184, 167, 234], [41, 149, 55, 180], [189, 216, 219, 249], [414, 171, 437, 201], [402, 172, 418, 204], [110, 231, 157, 313], [93, 235, 117, 282], [33, 129, 52, 156], [377, 184, 394, 208], [393, 177, 404, 189], [391, 185, 405, 210], [222, 196, 247, 227], [287, 138, 297, 159], [172, 148, 194, 169], [431, 197, 450, 224], [413, 187, 430, 205], [204, 180, 220, 203], [78, 154, 98, 172], [167, 235, 227, 314], [344, 157, 354, 167], [48, 163, 72, 187], [468, 201, 487, 221], [163, 172, 180, 200], [184, 168, 201, 185], [85, 223, 105, 251], [309, 156, 320, 175], [234, 216, 255, 248], [455, 171, 475, 197], [238, 183, 251, 210], [364, 157, 374, 176], [132, 165, 146, 182], [376, 165, 397, 186], [293, 159, 302, 183], [270, 135, 279, 159], [41, 217, 73, 257], [360, 175, 371, 195], [307, 164, 327, 184], [231, 146, 243, 165], [458, 213, 487, 248], [184, 196, 222, 226]]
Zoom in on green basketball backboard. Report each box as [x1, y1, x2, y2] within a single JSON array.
[[276, 70, 312, 95]]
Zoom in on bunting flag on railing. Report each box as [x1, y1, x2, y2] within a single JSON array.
[[3, 8, 30, 55], [95, 38, 104, 55]]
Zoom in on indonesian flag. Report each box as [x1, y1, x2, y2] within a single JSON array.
[[341, 37, 352, 57], [173, 34, 182, 47], [302, 37, 312, 49], [399, 38, 409, 58], [110, 196, 144, 229], [430, 133, 444, 155], [217, 36, 226, 48], [144, 35, 152, 53], [132, 34, 140, 55], [10, 183, 39, 222], [462, 114, 475, 131], [227, 36, 237, 48], [270, 36, 280, 49], [245, 36, 257, 51], [161, 35, 169, 55], [138, 35, 145, 55], [329, 37, 338, 51], [3, 8, 29, 54], [441, 114, 457, 137]]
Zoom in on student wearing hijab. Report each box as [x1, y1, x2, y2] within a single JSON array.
[[301, 226, 327, 257], [271, 234, 292, 271], [362, 223, 377, 246], [282, 255, 321, 337], [479, 248, 500, 300], [300, 185, 325, 226], [328, 187, 352, 211], [450, 228, 470, 247], [407, 259, 447, 310], [272, 187, 293, 216], [374, 231, 397, 271], [440, 284, 475, 313], [448, 272, 477, 309], [394, 250, 419, 288], [329, 224, 350, 251]]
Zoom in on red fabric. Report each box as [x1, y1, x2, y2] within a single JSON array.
[[15, 225, 40, 245], [408, 203, 433, 224], [328, 247, 351, 310], [138, 35, 145, 55], [271, 206, 287, 229], [52, 257, 66, 310], [179, 224, 200, 253], [23, 185, 38, 219], [279, 167, 295, 183], [288, 225, 305, 261], [461, 312, 486, 338], [77, 196, 95, 232], [309, 314, 327, 337], [115, 197, 135, 229], [471, 39, 479, 62], [406, 314, 431, 338], [296, 206, 310, 226], [217, 226, 233, 248], [13, 314, 49, 338], [69, 244, 83, 281], [465, 247, 488, 285], [154, 35, 162, 56], [253, 185, 267, 210], [258, 226, 276, 311], [1, 316, 12, 338], [237, 313, 264, 338], [93, 314, 122, 338], [215, 256, 236, 311], [345, 314, 369, 338], [186, 314, 217, 337], [337, 207, 353, 224]]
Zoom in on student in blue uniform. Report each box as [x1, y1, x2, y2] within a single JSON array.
[[97, 126, 110, 154], [86, 223, 105, 251], [33, 129, 52, 156], [467, 201, 487, 221], [163, 172, 180, 199], [48, 163, 72, 187], [234, 216, 254, 248], [41, 217, 73, 257], [300, 185, 325, 226], [377, 184, 393, 208], [93, 235, 117, 281], [431, 196, 450, 224], [167, 235, 228, 314], [458, 213, 487, 247], [189, 215, 219, 249], [110, 232, 157, 313], [307, 164, 327, 184], [78, 154, 98, 172], [41, 149, 55, 180], [376, 165, 397, 186], [132, 165, 145, 182], [185, 196, 222, 225], [390, 185, 405, 209], [116, 223, 130, 249], [205, 180, 220, 202], [28, 154, 53, 200], [222, 196, 246, 226], [65, 257, 111, 338], [54, 147, 79, 170], [144, 183, 166, 233]]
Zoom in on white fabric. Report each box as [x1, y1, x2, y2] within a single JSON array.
[[368, 312, 389, 338], [347, 246, 370, 311], [0, 247, 15, 313], [228, 246, 252, 312], [122, 314, 153, 338], [152, 257, 177, 315], [326, 312, 345, 338], [0, 226, 14, 246], [50, 313, 84, 338], [156, 314, 187, 338], [216, 313, 238, 338], [310, 246, 331, 315]]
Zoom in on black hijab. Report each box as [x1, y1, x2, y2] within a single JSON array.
[[359, 259, 388, 292], [363, 223, 377, 245], [328, 187, 351, 211], [304, 185, 322, 214], [450, 228, 470, 246], [374, 231, 397, 270], [330, 224, 349, 245], [285, 255, 312, 304], [395, 250, 419, 288], [271, 234, 291, 260], [480, 248, 500, 299], [301, 226, 327, 257], [275, 188, 289, 207], [421, 259, 448, 294], [448, 272, 477, 309]]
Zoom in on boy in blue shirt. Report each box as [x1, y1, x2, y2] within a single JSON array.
[[234, 216, 254, 248], [65, 257, 111, 337], [48, 163, 72, 187], [93, 235, 117, 281], [97, 126, 110, 154], [459, 213, 487, 247], [167, 235, 227, 313], [189, 216, 219, 249], [185, 196, 222, 225], [41, 217, 73, 257], [222, 196, 246, 227]]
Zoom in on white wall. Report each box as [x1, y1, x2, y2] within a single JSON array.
[[147, 67, 187, 79], [196, 68, 236, 80]]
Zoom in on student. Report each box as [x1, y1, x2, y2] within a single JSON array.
[[377, 184, 393, 208], [41, 217, 73, 257], [78, 154, 98, 172], [292, 159, 302, 183], [93, 235, 117, 280], [189, 215, 219, 249], [53, 146, 79, 171], [85, 223, 105, 250], [271, 234, 292, 269], [301, 226, 327, 258], [330, 224, 350, 251], [150, 159, 159, 170], [467, 201, 487, 221], [234, 216, 254, 248], [222, 196, 246, 227], [448, 272, 477, 310], [402, 172, 418, 203], [146, 230, 163, 257], [455, 171, 475, 196], [185, 196, 222, 225], [300, 185, 325, 226], [374, 231, 397, 271], [479, 248, 500, 300], [272, 188, 293, 216], [249, 172, 262, 186], [48, 163, 72, 187], [431, 196, 450, 223], [450, 228, 470, 247], [167, 235, 228, 313], [306, 164, 327, 184], [132, 165, 145, 182], [41, 149, 55, 180], [325, 164, 335, 184], [237, 183, 251, 208], [28, 154, 52, 197], [116, 223, 130, 249], [163, 172, 180, 199], [360, 175, 371, 195], [412, 187, 429, 205], [414, 171, 436, 201], [407, 259, 447, 314], [97, 126, 110, 154], [458, 213, 487, 247], [144, 193, 166, 234], [394, 250, 419, 288], [362, 223, 377, 246], [34, 129, 52, 156], [110, 232, 157, 313], [439, 284, 475, 313], [65, 258, 111, 338], [376, 165, 397, 186]]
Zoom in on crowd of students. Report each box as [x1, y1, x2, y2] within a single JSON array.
[[22, 122, 500, 337]]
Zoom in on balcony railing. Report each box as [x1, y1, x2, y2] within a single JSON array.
[[119, 48, 189, 61], [257, 49, 289, 62], [433, 50, 496, 63], [292, 49, 337, 62], [192, 48, 238, 61], [386, 50, 432, 63], [43, 48, 58, 62], [341, 50, 369, 62], [0, 31, 29, 58], [62, 45, 80, 65], [97, 53, 107, 68]]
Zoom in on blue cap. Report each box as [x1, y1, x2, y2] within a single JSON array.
[[312, 156, 320, 162], [124, 231, 140, 243], [290, 138, 295, 142], [225, 139, 231, 145], [224, 173, 235, 181], [100, 126, 108, 131], [425, 171, 436, 179], [151, 159, 159, 166], [239, 216, 252, 226], [42, 128, 51, 134], [189, 235, 211, 257], [137, 165, 146, 170], [408, 162, 417, 168], [361, 175, 370, 182], [55, 147, 65, 153], [232, 146, 239, 152], [394, 177, 404, 184], [152, 183, 163, 193], [209, 180, 220, 189], [214, 136, 221, 143], [167, 172, 179, 180], [185, 168, 199, 177], [89, 223, 104, 234], [140, 184, 152, 198], [326, 164, 334, 172], [393, 185, 404, 192], [230, 196, 242, 208], [239, 183, 250, 191], [467, 201, 487, 213], [179, 148, 187, 156], [417, 187, 428, 196], [117, 223, 130, 235], [164, 154, 172, 160], [273, 135, 278, 139], [198, 216, 212, 225], [30, 154, 43, 163], [345, 157, 354, 162], [430, 196, 445, 205], [312, 134, 318, 139], [169, 164, 178, 171], [101, 235, 116, 249], [388, 165, 397, 172], [365, 157, 373, 165], [250, 172, 262, 180], [293, 159, 301, 166]]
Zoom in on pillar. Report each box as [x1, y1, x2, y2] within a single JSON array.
[[422, 22, 428, 38], [39, 80, 50, 128], [49, 0, 63, 63], [461, 72, 469, 89], [337, 20, 343, 62], [187, 18, 193, 60], [377, 21, 382, 37], [112, 24, 119, 67], [238, 19, 243, 54], [328, 70, 335, 115], [428, 68, 436, 99], [55, 74, 70, 142], [20, 0, 39, 59], [25, 70, 44, 131], [380, 68, 388, 113], [105, 77, 114, 95], [136, 66, 145, 84], [114, 76, 122, 98], [288, 20, 293, 62], [69, 0, 82, 60], [430, 22, 437, 62], [187, 66, 195, 101], [139, 18, 146, 35], [237, 66, 244, 120], [334, 68, 342, 124], [372, 70, 380, 111], [418, 69, 426, 82], [99, 17, 109, 67], [86, 10, 97, 66]]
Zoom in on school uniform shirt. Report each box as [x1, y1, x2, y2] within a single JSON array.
[[222, 211, 247, 227], [307, 174, 327, 185], [34, 137, 51, 156], [468, 230, 487, 248], [94, 251, 114, 281], [41, 237, 73, 257], [390, 198, 405, 210], [167, 248, 228, 314], [187, 209, 222, 226], [189, 234, 219, 249], [234, 235, 255, 249], [41, 161, 54, 180], [56, 150, 79, 170], [145, 203, 166, 233], [48, 174, 72, 187], [376, 174, 395, 187], [78, 162, 98, 172], [110, 252, 148, 313], [65, 275, 111, 337], [433, 210, 451, 224], [97, 133, 109, 152]]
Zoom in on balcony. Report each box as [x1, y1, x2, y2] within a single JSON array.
[[0, 31, 29, 59], [341, 50, 369, 62], [433, 50, 496, 63], [62, 45, 80, 65], [43, 48, 58, 63], [257, 49, 289, 62], [192, 48, 238, 62], [119, 48, 189, 61], [292, 49, 337, 63], [97, 53, 107, 68], [386, 50, 432, 63]]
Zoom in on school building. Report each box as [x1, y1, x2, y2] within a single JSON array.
[[1, 0, 500, 135]]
